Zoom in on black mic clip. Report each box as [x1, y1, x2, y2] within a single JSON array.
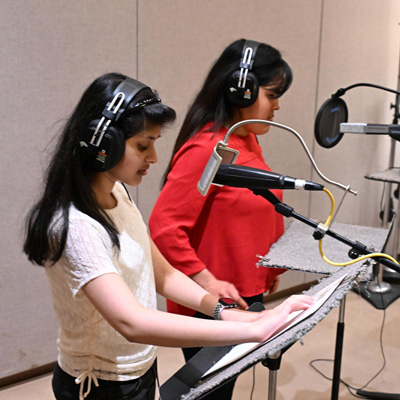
[[275, 202, 294, 218], [348, 241, 368, 260], [251, 189, 294, 218]]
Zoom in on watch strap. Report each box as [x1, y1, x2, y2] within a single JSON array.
[[213, 298, 238, 320]]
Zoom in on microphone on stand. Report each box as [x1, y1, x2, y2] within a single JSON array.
[[213, 164, 324, 191], [197, 118, 356, 196], [197, 142, 239, 196], [198, 162, 324, 196]]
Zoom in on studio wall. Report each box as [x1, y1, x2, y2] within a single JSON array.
[[1, 0, 399, 381]]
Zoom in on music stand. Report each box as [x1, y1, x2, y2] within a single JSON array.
[[160, 192, 396, 400], [260, 219, 393, 400], [160, 266, 365, 400]]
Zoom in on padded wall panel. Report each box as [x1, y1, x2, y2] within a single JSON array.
[[0, 0, 138, 379]]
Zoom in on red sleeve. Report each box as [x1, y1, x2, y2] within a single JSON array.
[[149, 135, 219, 277]]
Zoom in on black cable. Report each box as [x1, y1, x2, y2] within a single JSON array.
[[249, 365, 256, 400], [333, 83, 400, 97], [380, 183, 387, 225], [309, 295, 388, 399], [356, 306, 387, 391], [155, 360, 162, 400]]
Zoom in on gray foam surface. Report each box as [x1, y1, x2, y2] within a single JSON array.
[[258, 220, 389, 275]]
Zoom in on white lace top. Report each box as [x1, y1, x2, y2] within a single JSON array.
[[45, 182, 157, 398]]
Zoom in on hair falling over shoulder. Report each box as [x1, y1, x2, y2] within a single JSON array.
[[23, 72, 176, 266]]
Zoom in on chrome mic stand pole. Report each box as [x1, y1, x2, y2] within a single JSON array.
[[262, 351, 282, 400]]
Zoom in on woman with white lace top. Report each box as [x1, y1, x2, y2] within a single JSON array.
[[23, 72, 313, 400]]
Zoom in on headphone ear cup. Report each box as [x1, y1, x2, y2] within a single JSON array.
[[79, 121, 126, 172], [225, 70, 259, 108]]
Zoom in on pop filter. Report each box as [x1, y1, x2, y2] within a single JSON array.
[[315, 82, 400, 149], [314, 96, 348, 148]]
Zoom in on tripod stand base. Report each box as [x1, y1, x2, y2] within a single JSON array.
[[367, 281, 392, 293], [353, 281, 400, 309]]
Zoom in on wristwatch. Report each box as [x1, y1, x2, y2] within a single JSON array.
[[213, 298, 238, 320]]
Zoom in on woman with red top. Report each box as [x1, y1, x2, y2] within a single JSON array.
[[149, 38, 293, 399]]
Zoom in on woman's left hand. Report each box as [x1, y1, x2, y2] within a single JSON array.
[[268, 276, 280, 294]]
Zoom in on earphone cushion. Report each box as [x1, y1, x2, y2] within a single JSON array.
[[80, 121, 126, 172], [225, 70, 259, 108]]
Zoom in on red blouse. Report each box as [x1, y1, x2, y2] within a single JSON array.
[[149, 124, 285, 316]]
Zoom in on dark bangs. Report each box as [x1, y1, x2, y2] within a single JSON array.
[[253, 47, 293, 98], [263, 61, 293, 98], [118, 89, 176, 139], [143, 101, 177, 127]]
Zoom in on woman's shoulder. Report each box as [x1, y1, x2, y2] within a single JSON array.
[[175, 125, 227, 159], [111, 182, 142, 216], [113, 181, 134, 205], [50, 204, 107, 237]]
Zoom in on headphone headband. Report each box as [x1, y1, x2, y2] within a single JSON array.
[[238, 40, 259, 90], [90, 78, 160, 147], [104, 78, 148, 121], [239, 40, 259, 70], [225, 39, 260, 108]]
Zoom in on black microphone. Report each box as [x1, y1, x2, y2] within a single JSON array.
[[213, 164, 324, 191]]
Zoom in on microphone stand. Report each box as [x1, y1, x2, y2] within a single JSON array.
[[252, 187, 400, 400], [252, 188, 400, 273]]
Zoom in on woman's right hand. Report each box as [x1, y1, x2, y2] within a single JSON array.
[[254, 295, 314, 343]]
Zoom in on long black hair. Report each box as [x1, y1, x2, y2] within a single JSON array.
[[24, 72, 176, 266], [162, 38, 292, 185]]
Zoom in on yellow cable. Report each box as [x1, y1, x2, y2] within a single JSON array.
[[318, 188, 399, 267], [323, 187, 335, 226]]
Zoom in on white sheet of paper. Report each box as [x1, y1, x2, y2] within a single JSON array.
[[202, 273, 347, 378]]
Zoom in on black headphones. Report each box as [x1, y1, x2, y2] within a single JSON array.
[[225, 40, 260, 108], [80, 77, 160, 172]]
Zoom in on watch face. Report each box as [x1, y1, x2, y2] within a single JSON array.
[[219, 298, 237, 306]]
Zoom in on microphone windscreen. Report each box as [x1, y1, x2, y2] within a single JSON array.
[[198, 143, 239, 196]]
